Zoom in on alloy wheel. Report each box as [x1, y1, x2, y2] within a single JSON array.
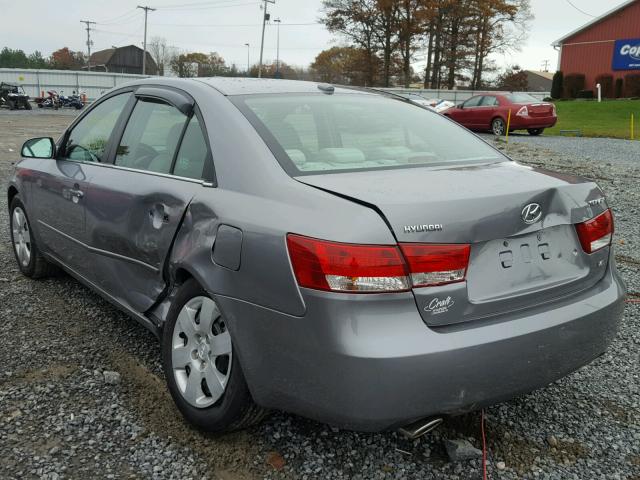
[[492, 118, 506, 136], [171, 296, 232, 408], [11, 207, 31, 267]]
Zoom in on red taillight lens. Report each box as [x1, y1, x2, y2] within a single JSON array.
[[287, 234, 471, 293], [575, 209, 613, 254], [286, 234, 410, 292], [400, 243, 471, 287]]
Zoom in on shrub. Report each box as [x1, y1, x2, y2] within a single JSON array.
[[625, 74, 640, 97], [543, 97, 553, 102], [595, 74, 614, 98], [551, 71, 563, 99], [564, 73, 585, 98], [615, 78, 624, 98], [577, 89, 594, 99]]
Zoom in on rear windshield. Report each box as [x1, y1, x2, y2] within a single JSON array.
[[506, 93, 540, 103], [234, 93, 504, 175]]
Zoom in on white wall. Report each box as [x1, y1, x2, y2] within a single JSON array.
[[0, 68, 150, 100]]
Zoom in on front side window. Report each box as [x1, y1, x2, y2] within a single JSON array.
[[236, 93, 505, 175], [462, 96, 482, 108], [480, 96, 498, 106], [63, 92, 131, 162], [115, 98, 188, 174]]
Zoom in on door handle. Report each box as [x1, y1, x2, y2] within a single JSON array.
[[69, 188, 84, 203]]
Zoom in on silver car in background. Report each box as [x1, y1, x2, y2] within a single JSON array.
[[8, 78, 626, 434]]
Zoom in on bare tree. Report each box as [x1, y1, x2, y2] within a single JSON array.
[[149, 37, 178, 76]]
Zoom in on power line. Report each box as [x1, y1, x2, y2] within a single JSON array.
[[137, 6, 156, 74], [153, 21, 319, 27], [80, 20, 97, 71], [564, 0, 596, 17], [258, 0, 275, 78]]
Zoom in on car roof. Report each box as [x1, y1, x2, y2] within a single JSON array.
[[191, 77, 371, 96]]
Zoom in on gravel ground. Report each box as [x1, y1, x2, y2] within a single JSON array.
[[1, 111, 638, 480]]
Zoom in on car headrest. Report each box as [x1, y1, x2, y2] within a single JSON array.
[[317, 148, 365, 165]]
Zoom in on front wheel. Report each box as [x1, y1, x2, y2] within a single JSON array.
[[24, 101, 32, 110], [491, 117, 506, 136], [528, 128, 544, 136], [9, 196, 56, 278], [162, 279, 267, 432]]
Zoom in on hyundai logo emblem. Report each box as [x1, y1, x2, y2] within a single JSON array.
[[521, 203, 542, 224]]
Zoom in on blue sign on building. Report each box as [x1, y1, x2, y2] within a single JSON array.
[[613, 39, 640, 71]]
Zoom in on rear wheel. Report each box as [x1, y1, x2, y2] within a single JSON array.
[[528, 128, 544, 136], [9, 196, 56, 278], [162, 279, 267, 432], [24, 101, 32, 110], [7, 100, 16, 110], [491, 117, 506, 136]]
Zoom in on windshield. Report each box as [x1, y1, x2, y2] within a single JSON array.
[[506, 93, 540, 103], [235, 93, 505, 175]]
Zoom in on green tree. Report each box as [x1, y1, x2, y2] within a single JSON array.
[[551, 71, 563, 99], [0, 47, 30, 68]]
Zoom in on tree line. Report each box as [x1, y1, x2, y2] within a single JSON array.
[[318, 0, 532, 88]]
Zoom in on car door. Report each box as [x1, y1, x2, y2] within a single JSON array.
[[31, 91, 133, 275], [448, 96, 482, 128], [475, 95, 499, 129], [82, 87, 215, 313]]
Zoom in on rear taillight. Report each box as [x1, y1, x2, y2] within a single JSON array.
[[575, 209, 613, 254], [516, 106, 529, 117], [286, 234, 470, 293], [551, 104, 557, 116], [400, 243, 470, 287]]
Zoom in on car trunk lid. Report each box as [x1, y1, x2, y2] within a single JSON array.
[[523, 102, 554, 118], [297, 160, 610, 326]]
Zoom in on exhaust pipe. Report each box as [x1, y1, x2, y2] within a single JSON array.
[[398, 417, 443, 440]]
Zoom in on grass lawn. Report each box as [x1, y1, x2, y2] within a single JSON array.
[[544, 99, 640, 140]]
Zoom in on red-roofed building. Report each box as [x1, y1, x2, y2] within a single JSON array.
[[553, 0, 640, 95]]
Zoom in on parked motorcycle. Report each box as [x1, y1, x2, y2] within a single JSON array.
[[36, 90, 61, 110], [59, 90, 84, 110]]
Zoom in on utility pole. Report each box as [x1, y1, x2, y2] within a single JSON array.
[[274, 18, 281, 78], [541, 59, 550, 72], [80, 20, 96, 71], [258, 0, 275, 78], [137, 5, 156, 75], [244, 43, 250, 76]]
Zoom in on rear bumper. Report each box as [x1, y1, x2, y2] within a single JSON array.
[[215, 258, 625, 432], [510, 115, 557, 130]]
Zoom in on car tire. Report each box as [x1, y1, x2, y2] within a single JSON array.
[[25, 101, 32, 110], [9, 196, 57, 278], [491, 117, 506, 136], [8, 100, 16, 110], [161, 278, 267, 432], [528, 128, 544, 136]]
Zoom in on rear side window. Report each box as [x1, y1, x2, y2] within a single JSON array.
[[173, 116, 209, 180], [115, 99, 187, 174], [506, 93, 539, 103], [63, 93, 131, 162]]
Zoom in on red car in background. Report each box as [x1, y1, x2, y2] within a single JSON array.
[[443, 92, 557, 136]]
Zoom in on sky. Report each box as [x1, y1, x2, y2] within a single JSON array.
[[0, 0, 627, 75]]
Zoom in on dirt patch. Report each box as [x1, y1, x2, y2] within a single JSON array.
[[3, 363, 75, 386], [111, 350, 260, 480]]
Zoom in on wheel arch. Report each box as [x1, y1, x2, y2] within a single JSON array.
[[7, 185, 19, 208]]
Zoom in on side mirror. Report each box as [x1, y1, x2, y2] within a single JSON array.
[[21, 137, 55, 159], [457, 103, 464, 109]]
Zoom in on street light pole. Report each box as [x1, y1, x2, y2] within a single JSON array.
[[244, 43, 250, 76], [258, 0, 275, 78], [274, 18, 281, 77], [137, 5, 156, 75]]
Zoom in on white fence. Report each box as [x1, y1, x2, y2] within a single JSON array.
[[0, 68, 150, 100], [0, 68, 551, 103], [383, 88, 551, 103]]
